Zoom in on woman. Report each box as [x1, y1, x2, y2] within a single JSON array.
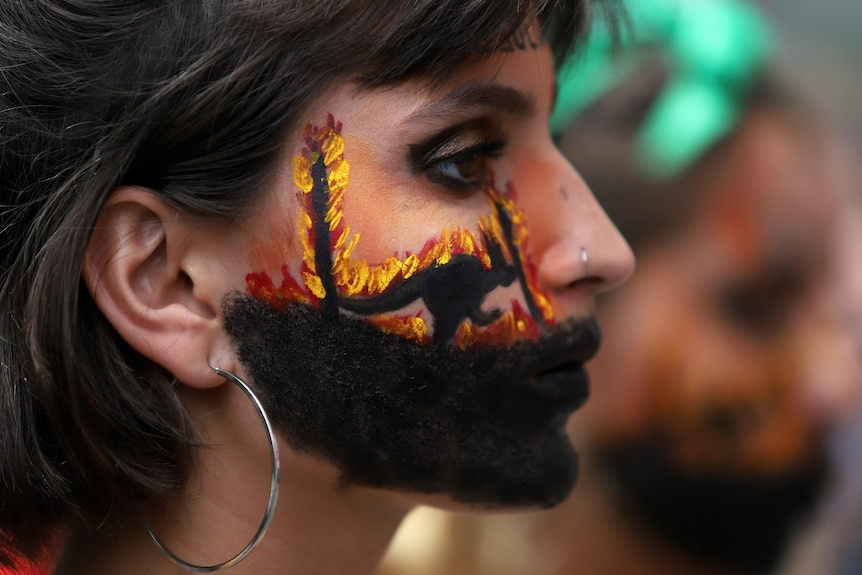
[[0, 1, 633, 573]]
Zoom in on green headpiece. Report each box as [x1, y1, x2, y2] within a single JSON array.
[[551, 0, 773, 180]]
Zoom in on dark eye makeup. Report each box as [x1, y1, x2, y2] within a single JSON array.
[[409, 121, 508, 195]]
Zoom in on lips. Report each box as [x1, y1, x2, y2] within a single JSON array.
[[522, 318, 599, 409], [532, 362, 590, 410]]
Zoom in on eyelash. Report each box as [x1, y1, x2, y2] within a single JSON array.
[[414, 130, 508, 195]]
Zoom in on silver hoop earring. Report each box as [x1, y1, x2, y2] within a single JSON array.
[[580, 246, 589, 277], [145, 364, 280, 572]]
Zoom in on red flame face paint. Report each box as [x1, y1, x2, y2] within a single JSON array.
[[247, 115, 554, 348]]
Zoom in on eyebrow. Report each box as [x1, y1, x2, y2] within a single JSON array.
[[408, 83, 536, 123]]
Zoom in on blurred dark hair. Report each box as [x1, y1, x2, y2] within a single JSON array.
[[557, 52, 809, 250], [0, 0, 606, 563]]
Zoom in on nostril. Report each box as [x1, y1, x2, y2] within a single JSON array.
[[567, 276, 603, 290]]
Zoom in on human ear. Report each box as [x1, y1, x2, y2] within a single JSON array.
[[83, 187, 235, 389]]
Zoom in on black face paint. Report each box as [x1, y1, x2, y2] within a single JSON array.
[[339, 253, 518, 346], [599, 440, 828, 572], [559, 187, 569, 201], [336, 188, 545, 346], [310, 149, 340, 318], [223, 295, 600, 508]]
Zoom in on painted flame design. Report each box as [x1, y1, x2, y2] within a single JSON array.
[[247, 115, 554, 346]]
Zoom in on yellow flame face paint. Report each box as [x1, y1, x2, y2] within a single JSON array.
[[247, 115, 555, 347]]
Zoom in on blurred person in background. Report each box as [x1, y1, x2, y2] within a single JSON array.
[[377, 1, 862, 574], [548, 0, 862, 574]]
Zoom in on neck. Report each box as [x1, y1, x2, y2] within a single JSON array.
[[57, 384, 412, 575], [248, 455, 412, 575]]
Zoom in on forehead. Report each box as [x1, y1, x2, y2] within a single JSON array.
[[297, 40, 556, 133]]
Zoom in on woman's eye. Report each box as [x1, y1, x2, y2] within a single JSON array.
[[411, 130, 507, 195], [428, 146, 496, 190]]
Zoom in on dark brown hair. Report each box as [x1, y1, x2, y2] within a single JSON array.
[[557, 56, 808, 250], [0, 0, 606, 564]]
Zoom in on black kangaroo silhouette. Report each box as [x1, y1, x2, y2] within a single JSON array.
[[338, 243, 519, 346]]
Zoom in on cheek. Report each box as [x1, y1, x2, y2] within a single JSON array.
[[245, 170, 304, 276], [338, 137, 488, 259]]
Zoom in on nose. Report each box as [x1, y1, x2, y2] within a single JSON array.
[[792, 288, 862, 426], [518, 146, 635, 316]]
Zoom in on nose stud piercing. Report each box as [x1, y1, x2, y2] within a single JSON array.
[[580, 247, 589, 277]]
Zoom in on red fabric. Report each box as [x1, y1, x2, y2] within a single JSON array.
[[0, 540, 59, 575], [0, 558, 52, 575]]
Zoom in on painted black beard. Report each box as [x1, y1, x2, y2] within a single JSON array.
[[599, 440, 828, 573], [223, 294, 600, 508]]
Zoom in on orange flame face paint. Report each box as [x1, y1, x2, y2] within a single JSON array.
[[246, 115, 554, 347]]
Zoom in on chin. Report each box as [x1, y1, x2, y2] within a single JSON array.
[[598, 438, 828, 573]]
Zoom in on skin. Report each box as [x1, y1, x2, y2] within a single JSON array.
[[75, 35, 634, 575]]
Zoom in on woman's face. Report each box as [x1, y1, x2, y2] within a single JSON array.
[[219, 34, 634, 508]]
